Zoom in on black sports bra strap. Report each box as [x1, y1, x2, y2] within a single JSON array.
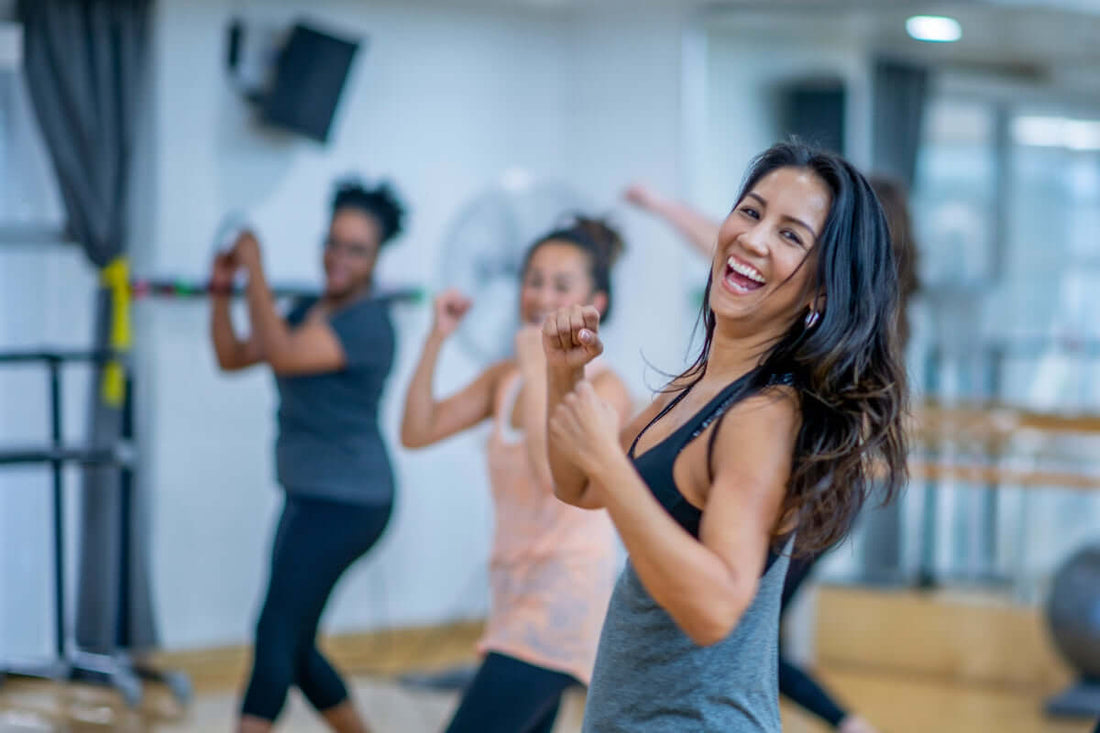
[[630, 371, 797, 462], [627, 381, 697, 458]]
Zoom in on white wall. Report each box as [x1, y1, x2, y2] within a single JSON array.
[[696, 22, 872, 217], [9, 0, 878, 655], [0, 60, 98, 658], [141, 0, 697, 651], [0, 0, 883, 656], [0, 245, 98, 660]]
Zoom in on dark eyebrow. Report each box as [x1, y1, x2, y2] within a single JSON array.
[[745, 191, 820, 241]]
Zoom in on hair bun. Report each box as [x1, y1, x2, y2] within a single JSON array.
[[331, 177, 407, 245], [569, 215, 625, 268]]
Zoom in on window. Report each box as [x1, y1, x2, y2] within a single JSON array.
[[0, 60, 65, 239]]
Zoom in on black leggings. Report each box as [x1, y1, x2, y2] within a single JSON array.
[[241, 495, 392, 721], [778, 552, 849, 728], [444, 652, 577, 733]]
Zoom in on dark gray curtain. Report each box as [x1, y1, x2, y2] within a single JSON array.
[[18, 0, 155, 652], [871, 58, 929, 188], [861, 58, 929, 584]]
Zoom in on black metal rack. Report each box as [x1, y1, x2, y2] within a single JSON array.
[[0, 349, 190, 708]]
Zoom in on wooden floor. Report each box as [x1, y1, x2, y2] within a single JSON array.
[[0, 664, 1093, 732], [0, 611, 1094, 733]]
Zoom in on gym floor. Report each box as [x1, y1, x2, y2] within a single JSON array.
[[0, 662, 1092, 732]]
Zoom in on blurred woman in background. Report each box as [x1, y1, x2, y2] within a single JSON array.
[[401, 216, 632, 733], [210, 180, 406, 733]]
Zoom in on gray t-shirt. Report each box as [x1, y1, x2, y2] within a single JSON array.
[[274, 295, 395, 505], [582, 544, 792, 732]]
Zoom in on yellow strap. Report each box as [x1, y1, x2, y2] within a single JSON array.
[[99, 256, 132, 407]]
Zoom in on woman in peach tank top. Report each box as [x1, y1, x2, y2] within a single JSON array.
[[401, 217, 632, 733]]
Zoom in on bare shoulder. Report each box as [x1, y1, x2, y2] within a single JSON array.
[[714, 384, 802, 459], [591, 368, 629, 395], [728, 383, 800, 425]]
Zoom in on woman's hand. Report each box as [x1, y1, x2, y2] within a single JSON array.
[[542, 305, 603, 371], [209, 252, 238, 294], [231, 230, 263, 273], [623, 182, 663, 212], [548, 380, 622, 476], [432, 289, 472, 339]]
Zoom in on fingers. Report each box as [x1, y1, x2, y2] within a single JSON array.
[[539, 306, 606, 368], [448, 299, 471, 319], [583, 334, 604, 360], [624, 183, 658, 209], [581, 306, 601, 334], [234, 230, 259, 250], [541, 314, 557, 346], [578, 306, 602, 356], [553, 308, 572, 353], [623, 183, 646, 206], [435, 290, 472, 319], [568, 307, 588, 348], [437, 289, 469, 307]]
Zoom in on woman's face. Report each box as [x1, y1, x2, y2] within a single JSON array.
[[519, 241, 606, 326], [323, 208, 382, 298], [709, 166, 831, 334]]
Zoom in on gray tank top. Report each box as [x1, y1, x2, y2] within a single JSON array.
[[582, 372, 795, 732]]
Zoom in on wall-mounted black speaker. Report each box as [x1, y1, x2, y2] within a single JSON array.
[[260, 23, 362, 144], [778, 80, 846, 155]]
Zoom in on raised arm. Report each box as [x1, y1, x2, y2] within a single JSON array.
[[232, 232, 349, 377], [550, 382, 798, 646], [401, 290, 508, 448], [543, 305, 608, 507], [209, 252, 264, 371], [518, 324, 632, 494], [624, 183, 720, 257]]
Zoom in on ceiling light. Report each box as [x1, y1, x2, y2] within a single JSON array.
[[906, 15, 962, 43]]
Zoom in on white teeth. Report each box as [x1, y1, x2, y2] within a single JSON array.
[[727, 257, 766, 284]]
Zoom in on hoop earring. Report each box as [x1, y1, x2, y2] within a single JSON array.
[[804, 310, 820, 329]]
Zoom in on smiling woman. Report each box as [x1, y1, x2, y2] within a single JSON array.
[[208, 177, 407, 733], [400, 216, 632, 733], [711, 168, 829, 334], [545, 141, 908, 732]]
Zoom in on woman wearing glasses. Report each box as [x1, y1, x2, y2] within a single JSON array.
[[209, 179, 406, 733]]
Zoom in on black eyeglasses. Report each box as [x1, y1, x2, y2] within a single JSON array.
[[323, 237, 376, 259]]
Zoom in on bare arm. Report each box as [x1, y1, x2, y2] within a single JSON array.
[[547, 366, 648, 508], [530, 366, 630, 496], [544, 305, 681, 509], [400, 336, 507, 448], [240, 252, 347, 377], [516, 326, 556, 492], [551, 384, 798, 646], [210, 294, 265, 371], [400, 289, 508, 448], [544, 305, 608, 508], [208, 252, 263, 371], [625, 183, 720, 257]]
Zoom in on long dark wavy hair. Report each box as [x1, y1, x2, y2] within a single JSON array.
[[679, 141, 909, 555]]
